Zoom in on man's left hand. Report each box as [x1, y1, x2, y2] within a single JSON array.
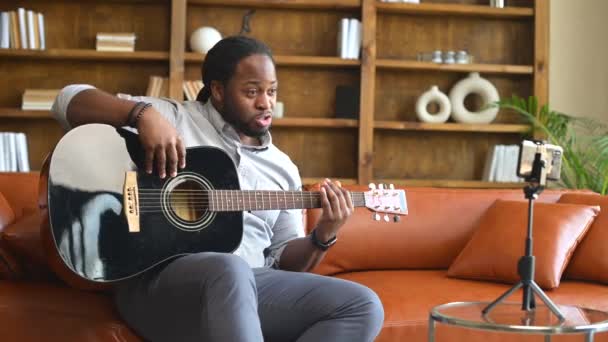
[[315, 179, 354, 242]]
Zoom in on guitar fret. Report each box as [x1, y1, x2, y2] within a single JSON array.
[[208, 190, 367, 212]]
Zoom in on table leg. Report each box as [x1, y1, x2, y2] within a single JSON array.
[[428, 316, 435, 342], [586, 331, 595, 342]]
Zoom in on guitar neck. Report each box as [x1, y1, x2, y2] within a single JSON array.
[[209, 190, 365, 212]]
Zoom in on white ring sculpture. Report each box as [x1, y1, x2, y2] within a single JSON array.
[[449, 72, 499, 124], [416, 86, 451, 123]]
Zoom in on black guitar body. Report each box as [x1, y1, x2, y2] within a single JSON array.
[[47, 124, 243, 283]]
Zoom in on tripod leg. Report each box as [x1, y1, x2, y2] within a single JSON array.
[[482, 282, 523, 315], [522, 284, 536, 311], [529, 281, 565, 321]]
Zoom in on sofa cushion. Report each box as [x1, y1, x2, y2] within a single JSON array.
[[0, 172, 40, 219], [558, 193, 608, 284], [0, 191, 15, 231], [337, 270, 608, 342], [0, 281, 141, 341], [447, 199, 598, 289], [0, 240, 23, 280], [0, 210, 54, 280], [305, 185, 565, 276]]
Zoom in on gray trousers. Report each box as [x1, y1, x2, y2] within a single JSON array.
[[114, 252, 384, 342]]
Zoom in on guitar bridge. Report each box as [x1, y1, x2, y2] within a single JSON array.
[[123, 171, 140, 232]]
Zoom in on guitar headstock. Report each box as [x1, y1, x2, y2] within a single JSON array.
[[364, 183, 408, 222]]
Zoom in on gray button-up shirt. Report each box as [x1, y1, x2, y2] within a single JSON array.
[[52, 85, 304, 269]]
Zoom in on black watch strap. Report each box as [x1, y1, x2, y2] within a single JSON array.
[[310, 229, 337, 251]]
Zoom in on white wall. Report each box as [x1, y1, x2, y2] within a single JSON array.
[[549, 0, 608, 123]]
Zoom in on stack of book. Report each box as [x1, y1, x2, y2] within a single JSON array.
[[482, 144, 524, 182], [183, 80, 204, 101], [96, 32, 136, 52], [337, 18, 362, 60], [0, 132, 30, 172], [21, 89, 60, 111], [145, 76, 169, 98], [0, 8, 46, 49]]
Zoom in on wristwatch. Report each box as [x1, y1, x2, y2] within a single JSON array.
[[310, 229, 337, 251]]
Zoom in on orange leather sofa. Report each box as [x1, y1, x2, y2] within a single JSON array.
[[1, 172, 607, 342]]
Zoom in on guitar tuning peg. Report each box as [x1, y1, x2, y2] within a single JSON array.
[[393, 215, 400, 223], [383, 214, 390, 222], [389, 184, 395, 190], [373, 213, 381, 221], [368, 183, 376, 190]]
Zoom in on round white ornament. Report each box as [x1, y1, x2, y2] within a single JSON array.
[[415, 86, 451, 123], [190, 27, 222, 54], [449, 72, 499, 124]]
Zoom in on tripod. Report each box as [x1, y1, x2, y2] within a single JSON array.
[[482, 150, 565, 322]]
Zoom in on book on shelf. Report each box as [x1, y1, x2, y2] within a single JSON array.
[[183, 80, 204, 101], [96, 32, 136, 52], [145, 76, 169, 98], [0, 8, 45, 50], [337, 17, 361, 60], [0, 132, 29, 172], [482, 144, 523, 183], [21, 89, 60, 111]]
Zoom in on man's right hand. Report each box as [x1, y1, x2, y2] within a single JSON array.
[[136, 107, 186, 178]]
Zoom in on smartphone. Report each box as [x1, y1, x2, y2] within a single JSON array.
[[517, 140, 563, 181]]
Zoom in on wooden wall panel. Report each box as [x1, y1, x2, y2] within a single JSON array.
[[186, 64, 360, 118], [1, 1, 171, 51], [373, 131, 521, 180], [271, 127, 357, 178], [0, 60, 168, 106], [418, 0, 531, 6], [187, 5, 358, 56], [374, 70, 532, 123], [377, 14, 534, 65]]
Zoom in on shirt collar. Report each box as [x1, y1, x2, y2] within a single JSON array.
[[203, 100, 272, 150]]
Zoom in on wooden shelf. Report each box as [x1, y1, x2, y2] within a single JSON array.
[[186, 52, 360, 68], [273, 117, 358, 128], [376, 59, 533, 75], [375, 179, 525, 189], [0, 49, 169, 62], [188, 0, 361, 10], [376, 2, 534, 19], [374, 121, 530, 133], [0, 108, 53, 119]]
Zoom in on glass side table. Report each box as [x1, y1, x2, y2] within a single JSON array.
[[429, 302, 608, 342]]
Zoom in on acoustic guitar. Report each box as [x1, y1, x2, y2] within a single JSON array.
[[41, 124, 407, 288]]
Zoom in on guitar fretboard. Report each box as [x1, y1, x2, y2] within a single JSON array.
[[209, 190, 365, 212]]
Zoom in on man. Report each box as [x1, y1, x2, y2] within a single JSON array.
[[51, 36, 384, 342]]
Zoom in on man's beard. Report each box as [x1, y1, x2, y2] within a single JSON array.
[[222, 99, 270, 138]]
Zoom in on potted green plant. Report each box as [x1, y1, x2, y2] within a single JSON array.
[[496, 95, 608, 195]]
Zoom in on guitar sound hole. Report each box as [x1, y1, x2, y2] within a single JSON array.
[[169, 180, 208, 222]]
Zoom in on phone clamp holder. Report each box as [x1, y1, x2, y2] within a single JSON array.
[[482, 145, 565, 322]]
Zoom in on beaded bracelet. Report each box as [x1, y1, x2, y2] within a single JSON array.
[[127, 102, 152, 128]]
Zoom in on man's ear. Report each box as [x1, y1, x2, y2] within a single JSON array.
[[210, 80, 224, 104]]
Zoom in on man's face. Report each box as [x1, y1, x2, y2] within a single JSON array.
[[217, 54, 277, 138]]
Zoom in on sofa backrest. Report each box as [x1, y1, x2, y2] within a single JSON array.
[[305, 184, 569, 276]]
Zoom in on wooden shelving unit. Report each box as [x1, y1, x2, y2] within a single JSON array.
[[273, 118, 358, 128], [1, 0, 547, 188], [0, 109, 53, 119], [376, 59, 533, 75], [375, 2, 534, 18], [374, 121, 531, 133], [0, 49, 169, 61], [188, 0, 361, 10], [185, 53, 360, 68]]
